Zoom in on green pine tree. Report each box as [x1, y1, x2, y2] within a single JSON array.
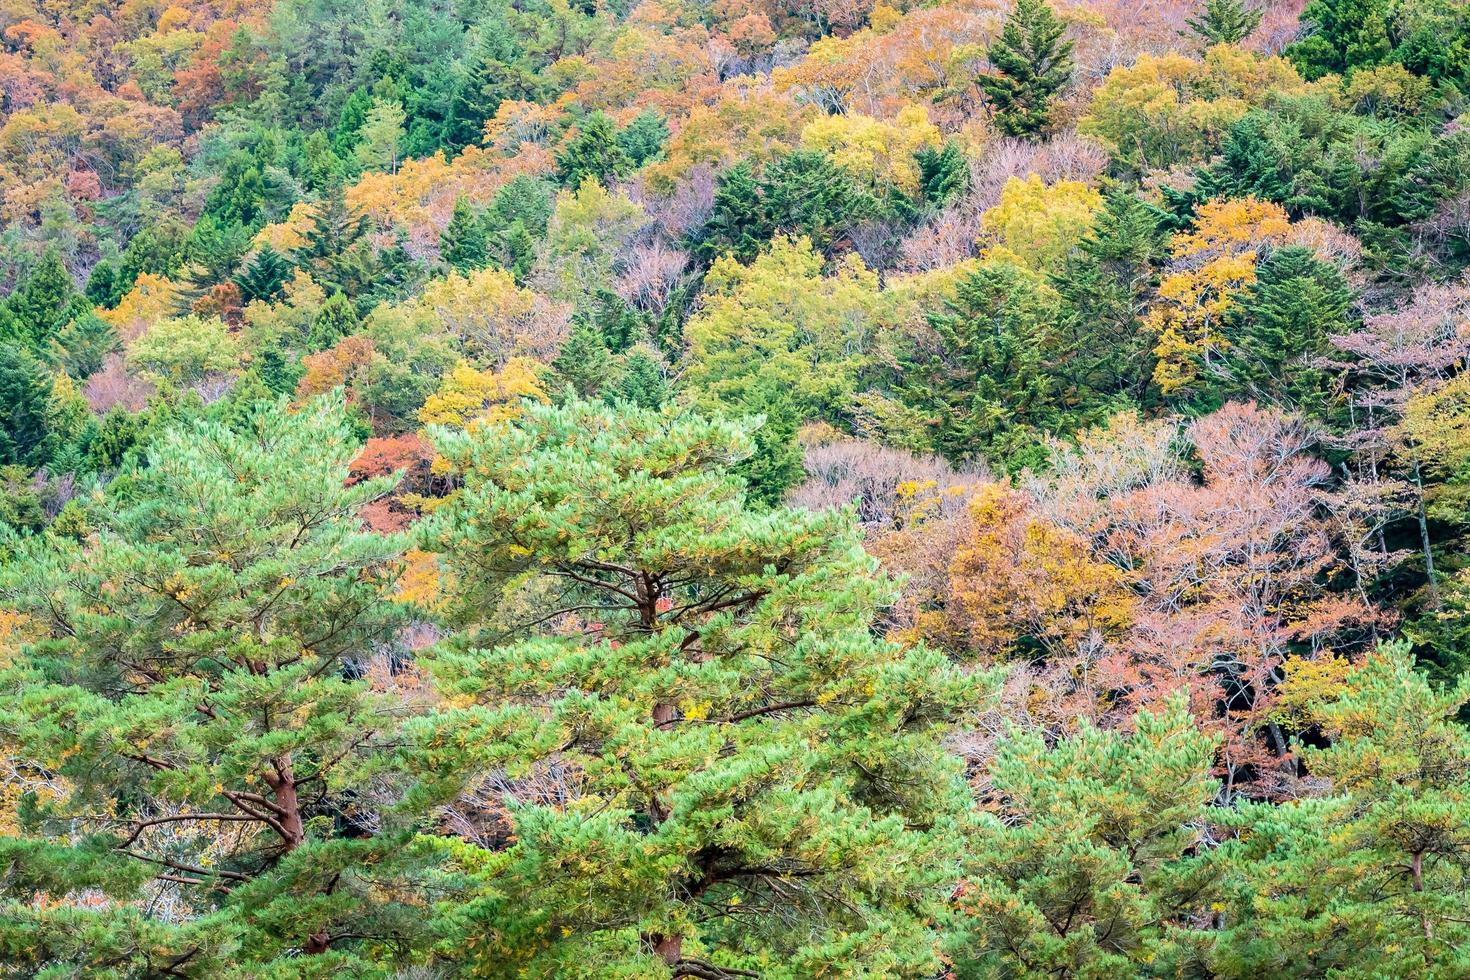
[[1226, 245, 1353, 416], [616, 109, 670, 167], [555, 111, 632, 187], [1187, 0, 1264, 47], [977, 0, 1074, 137], [948, 696, 1221, 978], [6, 250, 83, 348], [49, 312, 119, 380], [234, 245, 293, 306], [0, 395, 429, 974], [413, 400, 987, 976], [440, 196, 491, 273], [1218, 642, 1470, 975], [0, 344, 54, 467], [308, 291, 361, 351]]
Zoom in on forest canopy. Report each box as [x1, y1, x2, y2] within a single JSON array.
[[4, 0, 1470, 975]]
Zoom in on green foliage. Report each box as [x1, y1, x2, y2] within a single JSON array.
[[1225, 245, 1354, 414], [1288, 0, 1394, 79], [616, 109, 670, 167], [234, 244, 293, 305], [978, 0, 1075, 137], [309, 291, 362, 351], [0, 395, 427, 974], [1050, 190, 1168, 408], [49, 313, 119, 381], [1218, 643, 1470, 974], [556, 111, 633, 187], [1188, 0, 1265, 47], [5, 250, 84, 348], [439, 196, 491, 273], [699, 151, 874, 262], [900, 259, 1068, 471], [949, 696, 1221, 978], [415, 400, 988, 976], [914, 141, 970, 206], [0, 344, 55, 467]]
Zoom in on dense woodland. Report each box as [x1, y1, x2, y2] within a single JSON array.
[[2, 0, 1470, 974]]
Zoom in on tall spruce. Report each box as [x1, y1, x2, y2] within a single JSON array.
[[978, 0, 1074, 137], [1187, 0, 1264, 47]]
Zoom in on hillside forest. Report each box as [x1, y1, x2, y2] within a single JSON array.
[[3, 0, 1470, 975]]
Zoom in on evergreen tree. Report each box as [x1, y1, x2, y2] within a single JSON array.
[[1187, 0, 1264, 47], [1051, 190, 1168, 407], [552, 318, 617, 398], [977, 0, 1074, 137], [183, 216, 252, 291], [1226, 245, 1354, 415], [555, 111, 632, 187], [488, 174, 554, 237], [441, 18, 541, 154], [1218, 643, 1470, 974], [0, 344, 54, 467], [439, 196, 491, 273], [914, 141, 970, 206], [616, 109, 670, 167], [84, 259, 124, 309], [616, 344, 668, 408], [760, 150, 872, 253], [308, 291, 361, 351], [949, 696, 1221, 978], [414, 400, 985, 976], [698, 160, 766, 263], [1287, 0, 1394, 80], [0, 396, 428, 974], [6, 250, 82, 348], [297, 184, 375, 298], [733, 381, 805, 506], [354, 98, 406, 174], [233, 244, 293, 305], [901, 260, 1063, 470], [49, 312, 119, 380]]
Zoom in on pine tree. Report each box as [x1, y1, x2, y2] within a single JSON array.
[[1218, 643, 1470, 974], [555, 111, 632, 188], [0, 344, 53, 466], [1050, 190, 1168, 407], [354, 98, 406, 174], [616, 109, 670, 167], [1226, 245, 1353, 415], [308, 290, 361, 351], [6, 250, 82, 348], [977, 0, 1074, 137], [901, 259, 1063, 470], [698, 160, 766, 263], [441, 18, 542, 154], [298, 184, 375, 297], [1187, 0, 1264, 47], [615, 344, 667, 408], [758, 149, 872, 256], [49, 312, 119, 380], [414, 400, 985, 976], [233, 244, 293, 305], [949, 696, 1221, 977], [733, 381, 805, 507], [914, 141, 970, 206], [0, 395, 429, 974], [439, 196, 491, 273]]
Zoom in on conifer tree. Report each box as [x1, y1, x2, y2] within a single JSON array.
[[616, 109, 670, 167], [0, 396, 427, 974], [439, 196, 491, 273], [555, 112, 632, 188], [1226, 245, 1353, 415], [0, 344, 54, 467], [233, 244, 293, 305], [950, 696, 1221, 977], [1219, 643, 1470, 974], [49, 312, 119, 380], [414, 401, 986, 977], [1187, 0, 1264, 47], [5, 250, 83, 348], [977, 0, 1074, 137], [308, 291, 361, 351]]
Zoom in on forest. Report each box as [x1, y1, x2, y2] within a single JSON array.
[[2, 0, 1470, 974]]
